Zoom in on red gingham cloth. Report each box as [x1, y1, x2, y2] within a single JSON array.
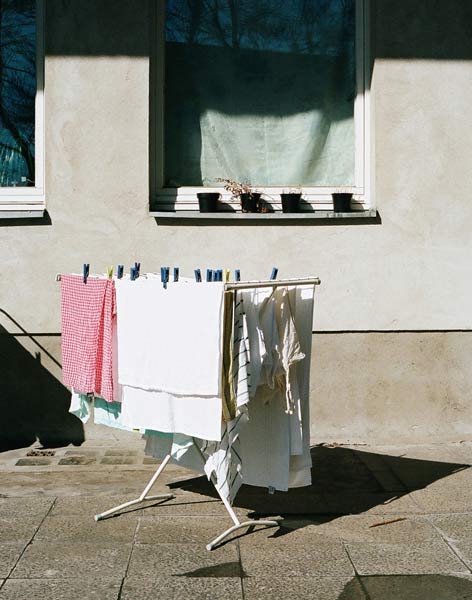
[[61, 274, 116, 402]]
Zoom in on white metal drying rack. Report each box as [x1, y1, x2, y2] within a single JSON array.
[[57, 272, 320, 549]]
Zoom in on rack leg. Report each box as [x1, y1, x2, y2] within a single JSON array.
[[94, 454, 174, 521], [206, 519, 280, 551], [203, 452, 281, 551]]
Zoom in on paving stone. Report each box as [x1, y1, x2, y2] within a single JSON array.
[[50, 495, 144, 517], [100, 457, 137, 465], [0, 498, 54, 519], [386, 458, 469, 490], [104, 450, 138, 457], [0, 578, 122, 600], [137, 516, 235, 544], [409, 486, 472, 513], [141, 492, 242, 517], [0, 544, 28, 578], [429, 514, 472, 543], [121, 576, 243, 600], [34, 515, 137, 544], [127, 543, 241, 577], [143, 456, 159, 465], [15, 458, 52, 467], [346, 541, 469, 575], [239, 492, 328, 516], [11, 542, 132, 579], [240, 540, 354, 578], [290, 515, 444, 545], [0, 517, 43, 543], [64, 450, 98, 457], [58, 456, 97, 466], [449, 541, 472, 570], [0, 471, 159, 497], [360, 574, 472, 600], [324, 492, 423, 515], [243, 575, 367, 600]]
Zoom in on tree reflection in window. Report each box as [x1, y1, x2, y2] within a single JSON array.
[[0, 0, 36, 187], [164, 0, 356, 188]]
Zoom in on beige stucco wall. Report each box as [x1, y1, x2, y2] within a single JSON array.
[[1, 0, 472, 445]]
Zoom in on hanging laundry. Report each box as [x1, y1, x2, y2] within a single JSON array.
[[115, 278, 224, 396], [61, 274, 115, 402]]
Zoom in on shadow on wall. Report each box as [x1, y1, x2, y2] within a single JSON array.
[[0, 323, 84, 451], [339, 575, 472, 600], [44, 1, 472, 61]]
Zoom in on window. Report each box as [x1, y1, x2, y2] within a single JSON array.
[[0, 0, 44, 215], [152, 0, 370, 212]]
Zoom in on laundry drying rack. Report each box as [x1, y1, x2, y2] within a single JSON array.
[[57, 272, 321, 550]]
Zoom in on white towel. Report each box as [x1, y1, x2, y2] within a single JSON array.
[[120, 385, 222, 441], [115, 278, 224, 396]]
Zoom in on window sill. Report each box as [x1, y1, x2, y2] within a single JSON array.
[[0, 208, 45, 219], [151, 209, 378, 222]]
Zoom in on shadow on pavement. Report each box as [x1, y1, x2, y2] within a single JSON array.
[[167, 445, 470, 538], [339, 574, 472, 600]]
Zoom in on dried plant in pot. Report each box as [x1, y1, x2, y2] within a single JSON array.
[[216, 178, 261, 213], [280, 186, 302, 213]]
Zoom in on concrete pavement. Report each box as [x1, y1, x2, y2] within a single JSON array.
[[0, 433, 471, 599]]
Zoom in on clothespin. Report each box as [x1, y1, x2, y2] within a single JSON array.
[[224, 269, 230, 282], [83, 264, 90, 284], [270, 267, 278, 280], [130, 266, 136, 281], [161, 267, 168, 289], [194, 268, 202, 282], [206, 269, 212, 282], [212, 270, 219, 282], [117, 265, 124, 279], [173, 267, 179, 282], [135, 262, 141, 276], [165, 267, 170, 283], [235, 269, 241, 282]]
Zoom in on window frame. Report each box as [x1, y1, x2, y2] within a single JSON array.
[[151, 0, 371, 213], [0, 0, 45, 216]]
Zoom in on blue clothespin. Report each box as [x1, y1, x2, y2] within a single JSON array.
[[83, 264, 89, 284], [270, 267, 278, 280], [161, 267, 168, 289], [117, 265, 124, 279], [212, 270, 219, 282], [135, 262, 141, 276], [194, 268, 202, 282], [206, 269, 212, 282], [173, 267, 179, 282], [165, 267, 170, 283], [216, 269, 223, 282], [130, 266, 136, 281], [235, 269, 241, 282]]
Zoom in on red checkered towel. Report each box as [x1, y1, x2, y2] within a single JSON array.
[[61, 274, 116, 402]]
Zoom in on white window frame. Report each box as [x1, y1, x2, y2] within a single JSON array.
[[0, 0, 45, 216], [152, 0, 371, 213]]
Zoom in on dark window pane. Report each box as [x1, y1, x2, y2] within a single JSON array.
[[0, 0, 36, 187], [164, 0, 355, 187]]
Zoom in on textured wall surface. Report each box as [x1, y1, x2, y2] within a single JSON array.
[[1, 1, 472, 444]]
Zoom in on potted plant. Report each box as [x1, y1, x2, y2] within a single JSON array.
[[332, 189, 353, 213], [217, 178, 261, 213], [197, 192, 220, 212], [280, 186, 302, 213]]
